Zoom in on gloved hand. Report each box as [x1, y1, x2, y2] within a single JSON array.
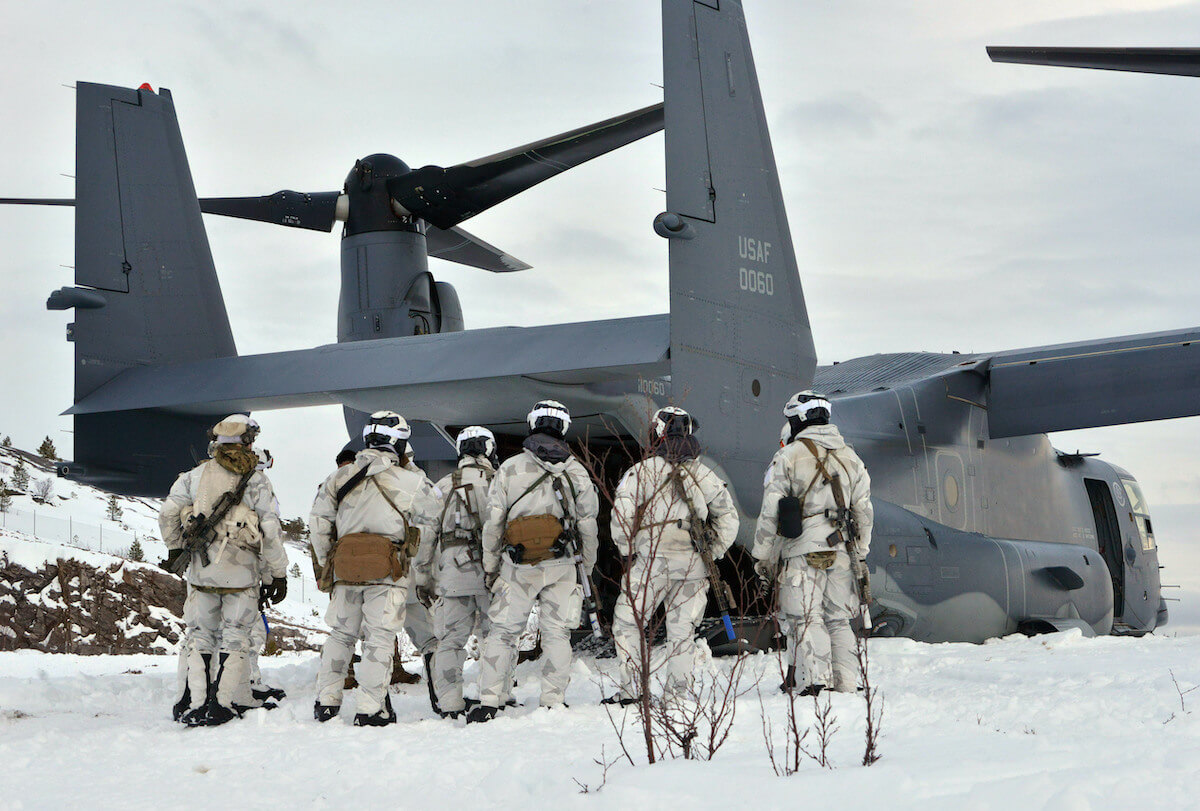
[[258, 585, 270, 612], [161, 548, 187, 571], [754, 559, 777, 597], [263, 576, 288, 605], [415, 585, 435, 608], [485, 571, 499, 591]]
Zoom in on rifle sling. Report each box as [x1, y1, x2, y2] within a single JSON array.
[[336, 464, 371, 507], [798, 438, 851, 546]]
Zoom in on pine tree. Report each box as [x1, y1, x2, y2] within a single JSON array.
[[11, 460, 29, 491], [37, 436, 58, 461], [128, 537, 145, 562], [0, 481, 11, 513], [105, 494, 124, 522], [1, 436, 10, 447], [289, 563, 302, 578]]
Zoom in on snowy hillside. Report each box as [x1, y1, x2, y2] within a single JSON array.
[[0, 444, 330, 650]]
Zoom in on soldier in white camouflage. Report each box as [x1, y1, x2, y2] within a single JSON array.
[[605, 407, 739, 705], [398, 442, 443, 714], [466, 401, 599, 723], [413, 426, 500, 717], [309, 411, 441, 726], [754, 392, 873, 696], [159, 415, 289, 727]]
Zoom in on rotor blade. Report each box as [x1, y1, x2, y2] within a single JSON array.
[[425, 224, 530, 272], [988, 46, 1200, 78], [0, 198, 75, 206], [388, 102, 664, 231], [198, 190, 342, 231]]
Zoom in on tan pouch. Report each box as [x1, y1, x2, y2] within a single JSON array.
[[804, 550, 838, 571], [504, 514, 564, 565], [334, 532, 403, 583]]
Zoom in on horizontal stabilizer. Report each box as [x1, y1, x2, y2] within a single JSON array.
[[68, 315, 670, 426], [987, 327, 1200, 437], [988, 46, 1200, 78]]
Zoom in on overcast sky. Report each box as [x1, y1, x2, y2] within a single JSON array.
[[3, 0, 1200, 589]]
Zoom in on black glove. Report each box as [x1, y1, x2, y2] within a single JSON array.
[[415, 585, 435, 608], [258, 585, 270, 612], [161, 548, 187, 571], [262, 576, 287, 605]]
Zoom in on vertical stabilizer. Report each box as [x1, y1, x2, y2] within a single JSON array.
[[59, 83, 234, 494], [661, 0, 816, 510]]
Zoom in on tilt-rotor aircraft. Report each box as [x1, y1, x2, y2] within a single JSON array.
[[4, 2, 1194, 644]]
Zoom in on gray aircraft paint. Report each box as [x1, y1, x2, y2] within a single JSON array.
[[19, 0, 1187, 641]]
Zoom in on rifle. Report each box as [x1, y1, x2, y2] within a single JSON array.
[[164, 468, 255, 576], [671, 466, 737, 643], [799, 439, 873, 625], [553, 480, 604, 639]]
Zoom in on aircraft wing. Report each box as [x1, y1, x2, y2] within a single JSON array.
[[985, 327, 1200, 437], [67, 314, 670, 426]]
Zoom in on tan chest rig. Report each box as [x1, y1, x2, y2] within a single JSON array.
[[182, 459, 262, 563]]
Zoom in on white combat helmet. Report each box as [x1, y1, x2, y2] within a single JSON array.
[[650, 406, 696, 440], [527, 400, 571, 438], [209, 414, 260, 445], [362, 410, 411, 454], [456, 425, 496, 459], [783, 390, 831, 423]]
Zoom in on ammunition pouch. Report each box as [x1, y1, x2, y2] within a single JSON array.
[[777, 495, 804, 539], [804, 550, 838, 571], [333, 531, 413, 583], [503, 514, 564, 565]]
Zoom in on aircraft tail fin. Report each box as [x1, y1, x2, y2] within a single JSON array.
[[54, 82, 233, 494], [661, 0, 816, 494]]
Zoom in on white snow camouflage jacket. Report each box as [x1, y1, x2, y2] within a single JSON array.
[[611, 455, 739, 577], [481, 444, 599, 576], [159, 459, 288, 590], [753, 423, 873, 564], [309, 448, 442, 586], [413, 455, 495, 598]]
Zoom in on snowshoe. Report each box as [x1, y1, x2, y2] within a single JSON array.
[[465, 704, 499, 724], [799, 683, 825, 697], [183, 700, 239, 728], [252, 685, 287, 702], [313, 701, 341, 723], [179, 705, 208, 726], [600, 694, 639, 707]]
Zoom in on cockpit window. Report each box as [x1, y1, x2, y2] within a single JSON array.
[[1122, 479, 1155, 551]]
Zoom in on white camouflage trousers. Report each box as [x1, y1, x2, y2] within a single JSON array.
[[433, 593, 490, 712], [183, 586, 259, 709], [478, 561, 582, 708], [405, 585, 437, 657], [316, 583, 407, 715], [778, 552, 857, 691], [612, 557, 709, 700], [176, 608, 269, 709]]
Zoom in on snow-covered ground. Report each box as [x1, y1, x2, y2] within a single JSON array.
[[3, 444, 1199, 808], [0, 631, 1198, 809]]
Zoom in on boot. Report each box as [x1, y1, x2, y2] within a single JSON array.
[[314, 701, 340, 722], [779, 665, 797, 694], [354, 694, 396, 727], [601, 694, 639, 707], [172, 686, 191, 722], [423, 652, 441, 715], [799, 683, 825, 697], [186, 653, 243, 727], [465, 704, 498, 724], [179, 653, 214, 726]]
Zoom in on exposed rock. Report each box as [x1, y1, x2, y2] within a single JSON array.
[[0, 552, 319, 655]]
